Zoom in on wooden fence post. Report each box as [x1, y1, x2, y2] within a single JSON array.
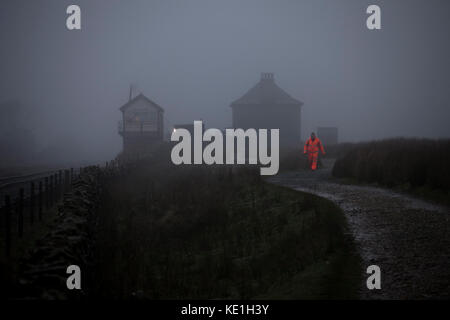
[[49, 175, 54, 207], [54, 173, 57, 201], [53, 173, 56, 203], [18, 188, 24, 238], [54, 173, 58, 202], [30, 182, 35, 226], [45, 177, 49, 209], [39, 181, 43, 221], [5, 195, 11, 257], [59, 171, 63, 200], [65, 170, 70, 193]]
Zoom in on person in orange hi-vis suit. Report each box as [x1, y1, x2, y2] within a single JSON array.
[[303, 132, 326, 170]]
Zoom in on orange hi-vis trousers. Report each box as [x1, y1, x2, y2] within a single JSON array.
[[304, 138, 325, 171], [308, 151, 319, 170]]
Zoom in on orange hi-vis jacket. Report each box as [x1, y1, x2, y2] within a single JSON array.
[[304, 137, 325, 170], [304, 137, 325, 155]]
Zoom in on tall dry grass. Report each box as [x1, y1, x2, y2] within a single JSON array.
[[90, 153, 360, 299]]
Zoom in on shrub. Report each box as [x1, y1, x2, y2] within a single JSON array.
[[332, 138, 450, 191]]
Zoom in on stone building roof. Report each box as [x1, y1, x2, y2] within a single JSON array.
[[120, 93, 165, 113], [231, 73, 303, 107]]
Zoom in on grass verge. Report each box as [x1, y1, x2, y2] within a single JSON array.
[[91, 158, 361, 299]]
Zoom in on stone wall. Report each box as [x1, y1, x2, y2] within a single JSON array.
[[17, 166, 101, 299]]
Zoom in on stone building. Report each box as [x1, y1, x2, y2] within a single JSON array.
[[230, 73, 303, 148], [118, 93, 164, 155]]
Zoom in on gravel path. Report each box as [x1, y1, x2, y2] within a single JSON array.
[[268, 159, 450, 299]]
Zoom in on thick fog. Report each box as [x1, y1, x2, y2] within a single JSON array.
[[1, 0, 450, 165]]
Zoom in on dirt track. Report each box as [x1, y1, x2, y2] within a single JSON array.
[[268, 159, 450, 299]]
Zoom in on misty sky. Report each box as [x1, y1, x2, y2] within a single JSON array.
[[1, 0, 450, 163]]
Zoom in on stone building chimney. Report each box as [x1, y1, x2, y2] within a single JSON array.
[[261, 72, 274, 81]]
